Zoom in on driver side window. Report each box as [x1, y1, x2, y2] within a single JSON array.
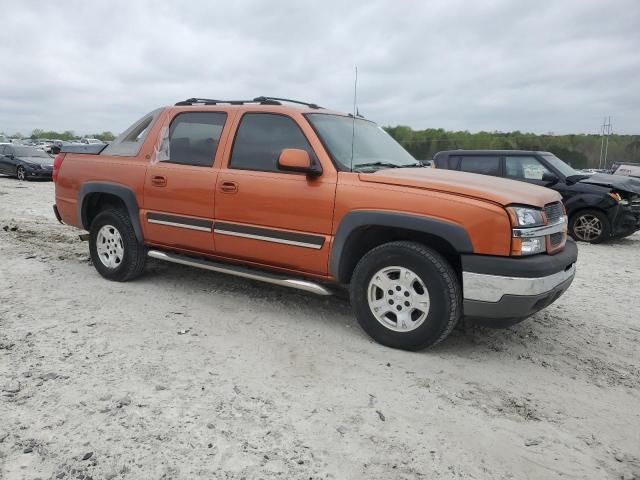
[[505, 156, 551, 180], [230, 113, 315, 172]]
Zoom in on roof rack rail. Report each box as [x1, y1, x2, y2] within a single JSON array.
[[252, 96, 322, 109], [174, 98, 265, 106], [175, 97, 322, 109]]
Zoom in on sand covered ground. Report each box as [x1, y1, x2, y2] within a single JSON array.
[[1, 177, 639, 479]]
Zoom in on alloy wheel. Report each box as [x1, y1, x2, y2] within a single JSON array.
[[573, 214, 603, 242], [367, 266, 431, 332], [96, 224, 124, 269], [17, 167, 25, 181]]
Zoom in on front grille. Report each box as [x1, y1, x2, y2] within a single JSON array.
[[549, 231, 564, 247], [544, 202, 563, 224]]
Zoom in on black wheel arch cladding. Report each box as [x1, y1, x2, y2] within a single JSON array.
[[330, 211, 473, 282], [78, 182, 143, 243]]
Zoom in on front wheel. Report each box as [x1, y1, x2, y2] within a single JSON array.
[[16, 166, 26, 181], [569, 210, 610, 243], [350, 241, 461, 351], [89, 209, 147, 281]]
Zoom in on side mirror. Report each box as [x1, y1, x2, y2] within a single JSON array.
[[542, 172, 559, 186], [277, 148, 322, 176]]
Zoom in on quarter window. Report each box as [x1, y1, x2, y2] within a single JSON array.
[[230, 113, 315, 172], [163, 112, 227, 167], [459, 156, 500, 176], [505, 156, 551, 180]]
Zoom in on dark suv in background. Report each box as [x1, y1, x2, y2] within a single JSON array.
[[433, 150, 640, 243]]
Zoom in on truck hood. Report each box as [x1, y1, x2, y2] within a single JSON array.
[[358, 168, 561, 207], [578, 173, 640, 195]]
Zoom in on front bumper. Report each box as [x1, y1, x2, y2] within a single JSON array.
[[25, 167, 53, 179], [461, 239, 578, 326], [609, 202, 640, 236]]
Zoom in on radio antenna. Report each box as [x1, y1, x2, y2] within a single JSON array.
[[350, 66, 358, 172]]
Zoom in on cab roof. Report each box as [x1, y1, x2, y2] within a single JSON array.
[[171, 96, 353, 117]]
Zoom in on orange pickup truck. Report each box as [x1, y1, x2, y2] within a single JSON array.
[[53, 97, 577, 350]]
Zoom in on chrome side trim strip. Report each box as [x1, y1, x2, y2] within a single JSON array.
[[512, 216, 567, 238], [148, 218, 212, 232], [147, 250, 332, 296], [214, 229, 323, 250], [463, 263, 576, 303]]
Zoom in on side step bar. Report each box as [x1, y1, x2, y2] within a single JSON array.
[[147, 250, 333, 296]]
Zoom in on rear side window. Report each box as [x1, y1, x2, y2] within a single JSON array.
[[164, 112, 227, 167], [230, 113, 314, 172], [459, 156, 500, 176], [101, 107, 163, 157]]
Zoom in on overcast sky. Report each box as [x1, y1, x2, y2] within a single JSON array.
[[1, 0, 639, 136]]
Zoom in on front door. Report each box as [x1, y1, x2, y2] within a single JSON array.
[[214, 112, 337, 275], [142, 110, 229, 253], [504, 155, 554, 187]]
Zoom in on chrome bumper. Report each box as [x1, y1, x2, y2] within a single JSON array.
[[463, 264, 576, 303]]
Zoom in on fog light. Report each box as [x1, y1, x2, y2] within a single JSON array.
[[521, 236, 546, 255]]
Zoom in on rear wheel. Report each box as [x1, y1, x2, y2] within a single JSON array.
[[16, 166, 26, 181], [89, 209, 146, 281], [569, 209, 610, 243], [350, 241, 461, 350]]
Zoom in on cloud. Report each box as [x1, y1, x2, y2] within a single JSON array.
[[1, 0, 638, 135]]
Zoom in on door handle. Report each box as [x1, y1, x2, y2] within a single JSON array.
[[151, 175, 167, 187], [220, 181, 238, 193]]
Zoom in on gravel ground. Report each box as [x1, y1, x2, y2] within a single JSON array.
[[0, 177, 639, 480]]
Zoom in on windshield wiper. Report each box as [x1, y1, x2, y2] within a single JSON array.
[[353, 161, 423, 171], [353, 162, 400, 171], [397, 162, 424, 168]]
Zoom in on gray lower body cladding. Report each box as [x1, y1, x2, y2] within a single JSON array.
[[460, 239, 578, 325]]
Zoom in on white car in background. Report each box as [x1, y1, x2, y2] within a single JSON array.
[[80, 138, 104, 145]]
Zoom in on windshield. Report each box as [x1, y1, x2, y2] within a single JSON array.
[[14, 147, 50, 158], [542, 153, 580, 178], [306, 114, 418, 171]]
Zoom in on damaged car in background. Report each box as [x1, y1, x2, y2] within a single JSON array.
[[433, 150, 640, 243]]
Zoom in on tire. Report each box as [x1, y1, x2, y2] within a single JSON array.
[[569, 209, 610, 244], [350, 241, 461, 351], [16, 166, 27, 181], [89, 208, 146, 281]]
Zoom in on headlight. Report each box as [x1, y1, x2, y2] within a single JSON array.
[[609, 192, 629, 205], [609, 192, 622, 202], [508, 206, 551, 256], [507, 206, 544, 227]]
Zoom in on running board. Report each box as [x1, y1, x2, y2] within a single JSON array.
[[147, 250, 333, 296]]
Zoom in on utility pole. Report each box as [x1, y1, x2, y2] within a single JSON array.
[[598, 116, 613, 169], [603, 116, 612, 169]]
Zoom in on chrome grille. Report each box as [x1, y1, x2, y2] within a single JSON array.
[[544, 202, 563, 224]]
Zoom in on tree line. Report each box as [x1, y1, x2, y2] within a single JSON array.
[[2, 129, 116, 142], [4, 126, 639, 169], [384, 126, 640, 169]]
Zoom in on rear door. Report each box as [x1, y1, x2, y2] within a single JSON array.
[[456, 155, 502, 177], [214, 112, 337, 275], [142, 110, 232, 253]]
